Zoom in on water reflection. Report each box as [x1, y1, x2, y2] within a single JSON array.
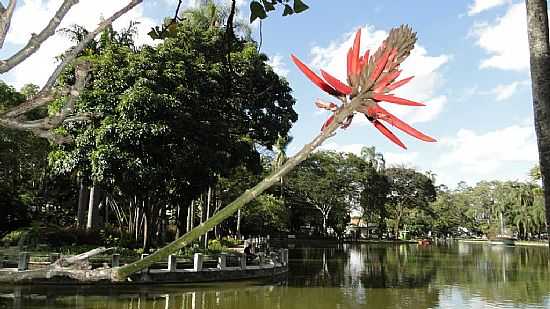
[[0, 243, 549, 309]]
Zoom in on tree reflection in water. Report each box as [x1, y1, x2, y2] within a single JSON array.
[[0, 243, 549, 309]]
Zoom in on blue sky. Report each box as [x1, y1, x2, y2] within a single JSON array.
[[0, 0, 540, 187]]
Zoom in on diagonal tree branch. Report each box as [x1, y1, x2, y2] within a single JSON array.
[[41, 0, 143, 92], [0, 61, 91, 144], [0, 0, 79, 73], [0, 0, 143, 142], [0, 0, 16, 48]]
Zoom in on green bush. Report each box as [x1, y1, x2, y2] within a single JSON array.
[[1, 228, 29, 246], [219, 237, 242, 248], [207, 239, 224, 254]]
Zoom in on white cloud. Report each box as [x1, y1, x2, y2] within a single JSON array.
[[3, 0, 157, 89], [435, 124, 538, 186], [161, 0, 200, 8], [490, 80, 529, 101], [384, 151, 420, 167], [464, 80, 530, 102], [267, 54, 289, 78], [471, 3, 530, 71], [308, 25, 450, 125], [468, 0, 508, 16]]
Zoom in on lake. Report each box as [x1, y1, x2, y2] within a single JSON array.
[[1, 242, 549, 308]]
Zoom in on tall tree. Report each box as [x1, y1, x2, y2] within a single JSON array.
[[287, 151, 351, 234], [385, 167, 436, 238], [526, 0, 550, 246]]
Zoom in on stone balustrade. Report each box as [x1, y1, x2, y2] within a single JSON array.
[[0, 248, 290, 274]]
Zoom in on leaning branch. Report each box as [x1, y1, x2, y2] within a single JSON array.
[[42, 0, 143, 92]]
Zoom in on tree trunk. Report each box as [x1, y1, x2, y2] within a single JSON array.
[[76, 178, 89, 229], [188, 200, 195, 232], [161, 204, 167, 244], [104, 195, 110, 226], [204, 186, 212, 248], [322, 213, 328, 235], [86, 184, 100, 231], [175, 204, 181, 238], [143, 205, 150, 252], [236, 208, 241, 238], [394, 212, 402, 239], [526, 0, 550, 247]]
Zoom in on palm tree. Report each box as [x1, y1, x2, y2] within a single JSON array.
[[526, 0, 550, 246], [183, 0, 251, 38]]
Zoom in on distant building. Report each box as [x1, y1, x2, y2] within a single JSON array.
[[346, 215, 378, 239]]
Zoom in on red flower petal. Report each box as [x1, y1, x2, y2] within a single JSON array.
[[372, 105, 436, 142], [386, 76, 414, 91], [291, 54, 342, 97], [320, 70, 352, 95], [374, 70, 401, 93], [347, 49, 353, 79], [351, 29, 362, 75], [321, 114, 335, 131], [369, 49, 391, 82], [360, 49, 370, 72], [372, 119, 407, 149], [372, 93, 425, 106]]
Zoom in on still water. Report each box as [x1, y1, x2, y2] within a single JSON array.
[[1, 242, 549, 309]]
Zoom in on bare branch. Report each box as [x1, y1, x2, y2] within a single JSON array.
[[0, 0, 79, 73], [0, 0, 16, 48], [1, 92, 55, 118], [42, 60, 91, 128], [42, 0, 143, 92], [0, 0, 143, 144], [0, 60, 91, 144], [32, 128, 73, 144]]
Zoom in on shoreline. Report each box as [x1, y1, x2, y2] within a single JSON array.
[[458, 239, 549, 247]]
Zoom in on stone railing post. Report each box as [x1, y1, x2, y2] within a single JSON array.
[[193, 253, 203, 272], [141, 254, 149, 273], [18, 252, 29, 271], [240, 253, 246, 269], [279, 249, 285, 266], [167, 254, 177, 272], [283, 249, 289, 266], [217, 254, 227, 270], [112, 254, 120, 268], [258, 252, 265, 265]]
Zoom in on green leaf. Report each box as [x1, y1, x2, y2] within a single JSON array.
[[250, 1, 267, 23], [282, 4, 294, 16], [262, 0, 275, 11], [293, 0, 309, 13]]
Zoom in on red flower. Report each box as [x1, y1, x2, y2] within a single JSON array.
[[291, 26, 436, 149]]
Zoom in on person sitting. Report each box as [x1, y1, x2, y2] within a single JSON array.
[[244, 243, 257, 263]]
